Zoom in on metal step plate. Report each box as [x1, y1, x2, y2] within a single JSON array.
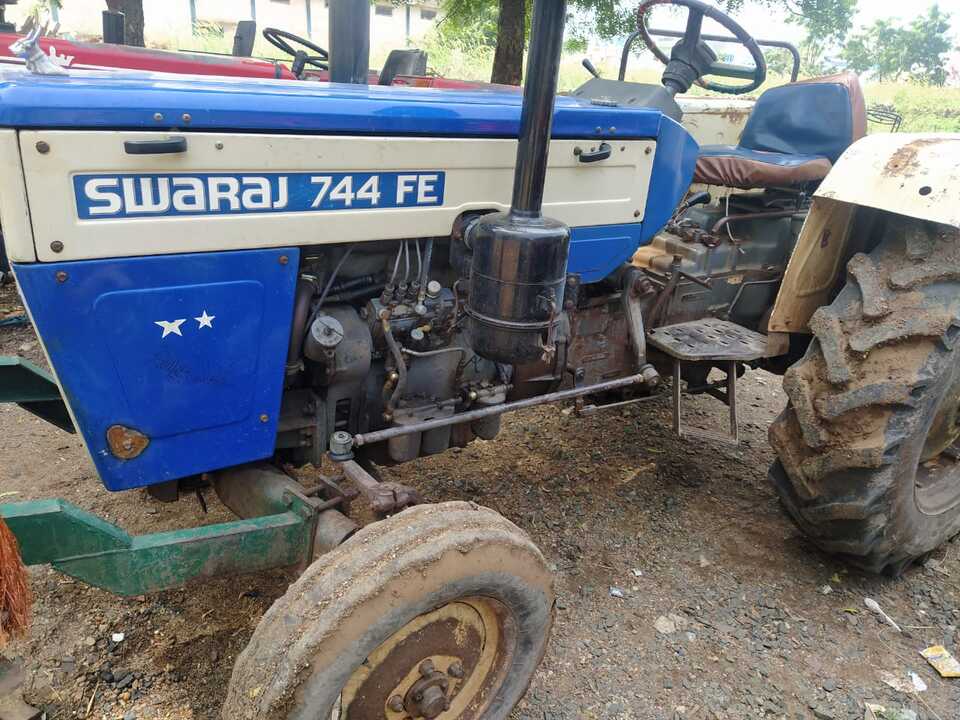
[[648, 318, 768, 362]]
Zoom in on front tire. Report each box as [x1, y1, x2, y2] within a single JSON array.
[[770, 215, 960, 574], [223, 501, 554, 720]]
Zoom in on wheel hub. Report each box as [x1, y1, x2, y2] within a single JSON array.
[[337, 598, 508, 719], [922, 384, 960, 462], [403, 660, 451, 718]]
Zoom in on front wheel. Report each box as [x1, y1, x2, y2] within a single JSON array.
[[770, 215, 960, 574], [223, 501, 554, 720]]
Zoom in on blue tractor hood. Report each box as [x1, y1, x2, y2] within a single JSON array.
[[0, 68, 666, 139]]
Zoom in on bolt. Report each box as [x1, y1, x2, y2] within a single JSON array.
[[609, 126, 616, 133], [50, 241, 64, 253], [645, 147, 652, 155], [595, 126, 602, 133], [389, 371, 400, 383], [259, 414, 269, 423], [153, 112, 164, 122], [215, 141, 224, 150], [387, 695, 404, 712], [447, 661, 464, 678], [419, 659, 435, 676], [634, 209, 641, 218], [35, 141, 50, 154], [468, 390, 478, 401], [279, 255, 289, 265], [55, 271, 68, 283], [182, 113, 192, 123]]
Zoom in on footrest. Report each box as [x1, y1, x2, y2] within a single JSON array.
[[647, 319, 765, 446], [648, 318, 768, 362]]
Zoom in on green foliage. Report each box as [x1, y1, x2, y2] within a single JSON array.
[[438, 0, 856, 45], [866, 82, 960, 132], [842, 5, 954, 85], [435, 0, 503, 50]]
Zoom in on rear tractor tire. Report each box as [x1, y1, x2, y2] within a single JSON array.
[[770, 215, 960, 574], [222, 501, 554, 720]]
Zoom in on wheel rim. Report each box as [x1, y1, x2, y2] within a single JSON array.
[[335, 597, 516, 719], [916, 372, 960, 515]]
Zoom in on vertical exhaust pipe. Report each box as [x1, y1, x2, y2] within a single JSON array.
[[466, 0, 571, 364], [328, 0, 370, 84]]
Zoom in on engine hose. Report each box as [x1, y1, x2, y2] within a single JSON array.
[[418, 238, 434, 305], [286, 276, 317, 373], [382, 316, 407, 415]]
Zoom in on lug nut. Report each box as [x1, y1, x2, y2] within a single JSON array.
[[447, 661, 464, 678], [418, 659, 435, 676], [387, 695, 404, 712]]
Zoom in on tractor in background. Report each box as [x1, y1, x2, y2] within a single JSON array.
[[0, 0, 958, 717]]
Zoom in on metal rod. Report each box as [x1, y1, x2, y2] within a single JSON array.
[[711, 210, 797, 234], [354, 372, 647, 447], [510, 0, 568, 216], [648, 28, 800, 82], [619, 28, 800, 82]]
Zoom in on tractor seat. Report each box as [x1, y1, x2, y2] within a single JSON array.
[[693, 73, 866, 189]]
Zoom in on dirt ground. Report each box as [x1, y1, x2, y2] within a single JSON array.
[[1, 281, 959, 720]]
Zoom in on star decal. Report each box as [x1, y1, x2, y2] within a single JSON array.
[[155, 318, 186, 338], [195, 310, 215, 329]]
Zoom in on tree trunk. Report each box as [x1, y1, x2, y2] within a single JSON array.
[[491, 0, 524, 86], [104, 0, 144, 46], [121, 0, 145, 46]]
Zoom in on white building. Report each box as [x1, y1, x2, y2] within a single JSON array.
[[9, 1, 440, 53]]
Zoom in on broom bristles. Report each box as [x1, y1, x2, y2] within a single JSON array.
[[0, 516, 30, 647]]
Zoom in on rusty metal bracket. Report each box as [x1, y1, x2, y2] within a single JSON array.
[[672, 359, 740, 445], [1, 468, 319, 596], [338, 459, 421, 515]]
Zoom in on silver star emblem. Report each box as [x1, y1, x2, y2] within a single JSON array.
[[195, 310, 215, 329], [155, 318, 186, 338]]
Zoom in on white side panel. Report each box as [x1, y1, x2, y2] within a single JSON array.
[[815, 133, 960, 229], [676, 97, 753, 146], [0, 130, 36, 262], [19, 131, 656, 262]]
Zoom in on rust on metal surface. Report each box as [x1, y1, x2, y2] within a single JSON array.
[[882, 138, 959, 178], [106, 424, 149, 460]]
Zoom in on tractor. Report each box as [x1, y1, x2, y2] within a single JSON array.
[[0, 0, 958, 717]]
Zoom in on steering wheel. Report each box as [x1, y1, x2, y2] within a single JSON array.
[[262, 27, 329, 72], [636, 0, 766, 95]]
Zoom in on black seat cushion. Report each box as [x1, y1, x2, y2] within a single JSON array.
[[693, 73, 867, 189]]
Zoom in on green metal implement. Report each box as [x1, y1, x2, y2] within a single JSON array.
[[0, 355, 73, 432], [0, 488, 317, 596]]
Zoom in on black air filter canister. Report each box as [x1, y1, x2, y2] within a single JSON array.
[[466, 213, 569, 363], [465, 0, 570, 365]]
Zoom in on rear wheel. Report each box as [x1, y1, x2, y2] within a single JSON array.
[[222, 501, 554, 719], [770, 214, 960, 574]]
